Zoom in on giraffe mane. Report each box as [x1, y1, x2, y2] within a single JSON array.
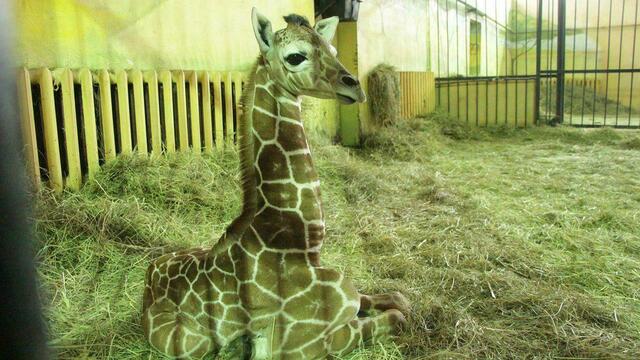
[[211, 58, 262, 255], [283, 13, 311, 28]]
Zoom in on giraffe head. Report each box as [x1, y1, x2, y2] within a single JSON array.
[[251, 8, 366, 104]]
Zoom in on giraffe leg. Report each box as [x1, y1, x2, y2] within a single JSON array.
[[326, 309, 406, 357], [359, 292, 411, 315], [143, 301, 217, 359]]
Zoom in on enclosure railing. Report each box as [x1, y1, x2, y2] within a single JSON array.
[[17, 68, 245, 192], [430, 0, 640, 128]]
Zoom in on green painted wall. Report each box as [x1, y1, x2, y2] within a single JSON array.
[[13, 0, 340, 137]]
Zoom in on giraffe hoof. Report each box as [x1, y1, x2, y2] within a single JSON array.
[[389, 291, 411, 316], [386, 309, 407, 335]]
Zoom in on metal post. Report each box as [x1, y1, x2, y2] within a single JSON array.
[[534, 0, 543, 124], [556, 0, 567, 123]]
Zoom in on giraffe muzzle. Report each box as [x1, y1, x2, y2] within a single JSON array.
[[336, 70, 366, 104]]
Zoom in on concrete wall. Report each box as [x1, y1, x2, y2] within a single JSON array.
[[355, 0, 430, 135], [13, 0, 340, 137], [429, 0, 513, 77]]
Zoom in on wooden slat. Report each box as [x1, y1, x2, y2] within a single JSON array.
[[116, 70, 132, 154], [79, 69, 99, 178], [38, 69, 63, 192], [398, 71, 437, 118], [98, 70, 116, 161], [144, 71, 162, 156], [159, 71, 175, 153], [200, 72, 214, 152], [57, 69, 82, 190], [224, 72, 234, 145], [16, 67, 40, 188], [212, 72, 224, 150], [131, 70, 147, 154], [173, 71, 189, 151], [188, 71, 201, 153], [233, 72, 243, 136]]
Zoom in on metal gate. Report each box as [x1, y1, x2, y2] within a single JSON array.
[[430, 0, 640, 128]]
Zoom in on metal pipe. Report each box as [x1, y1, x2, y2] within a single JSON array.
[[534, 0, 543, 125], [556, 0, 567, 123]]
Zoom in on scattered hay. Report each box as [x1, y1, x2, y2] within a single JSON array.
[[35, 116, 640, 359], [541, 83, 640, 118], [368, 64, 400, 126], [620, 135, 640, 150]]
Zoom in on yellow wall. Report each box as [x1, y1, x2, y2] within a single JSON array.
[[13, 0, 341, 137], [14, 0, 314, 70]]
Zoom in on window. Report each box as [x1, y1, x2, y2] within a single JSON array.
[[469, 20, 481, 76]]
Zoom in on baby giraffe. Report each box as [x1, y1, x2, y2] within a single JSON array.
[[142, 8, 410, 359]]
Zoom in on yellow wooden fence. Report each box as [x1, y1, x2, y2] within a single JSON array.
[[17, 68, 245, 192], [437, 79, 536, 127], [398, 71, 437, 118]]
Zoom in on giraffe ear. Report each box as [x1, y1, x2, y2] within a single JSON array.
[[314, 16, 339, 43], [252, 7, 274, 54]]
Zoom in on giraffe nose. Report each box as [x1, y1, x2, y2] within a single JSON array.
[[340, 73, 359, 87]]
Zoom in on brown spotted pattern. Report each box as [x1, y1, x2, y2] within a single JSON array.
[[142, 14, 409, 359]]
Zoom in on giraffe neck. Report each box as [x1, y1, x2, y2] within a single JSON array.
[[250, 60, 325, 254]]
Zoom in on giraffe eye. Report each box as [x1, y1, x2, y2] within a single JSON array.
[[285, 53, 306, 66]]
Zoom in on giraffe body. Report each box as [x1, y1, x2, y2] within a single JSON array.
[[142, 9, 409, 359]]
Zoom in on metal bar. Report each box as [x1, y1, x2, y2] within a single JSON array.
[[568, 0, 578, 124], [464, 1, 470, 125], [546, 0, 555, 120], [436, 0, 441, 76], [629, 0, 639, 126], [581, 0, 590, 125], [437, 75, 540, 81], [524, 0, 529, 126], [515, 0, 519, 125], [471, 0, 478, 126], [614, 0, 627, 125], [455, 0, 461, 121], [603, 0, 615, 123], [542, 68, 640, 74], [495, 0, 499, 124], [484, 0, 489, 126], [445, 0, 451, 113], [97, 70, 116, 161], [504, 0, 508, 125], [592, 0, 603, 125], [556, 0, 567, 124], [534, 0, 543, 125]]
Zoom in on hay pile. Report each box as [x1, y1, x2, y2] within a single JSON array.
[[367, 64, 401, 126], [34, 117, 640, 359]]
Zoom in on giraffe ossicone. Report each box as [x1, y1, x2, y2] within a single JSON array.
[[142, 8, 410, 359]]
